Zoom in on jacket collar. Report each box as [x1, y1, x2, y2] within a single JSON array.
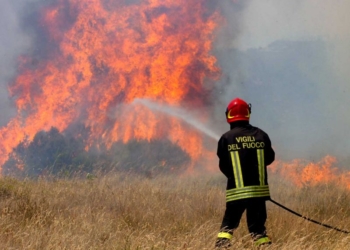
[[230, 121, 250, 129]]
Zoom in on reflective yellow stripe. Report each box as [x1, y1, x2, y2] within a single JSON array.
[[226, 185, 270, 202], [226, 185, 269, 195], [217, 232, 233, 240], [230, 151, 244, 188], [255, 237, 271, 246], [257, 149, 265, 185], [226, 191, 270, 202]]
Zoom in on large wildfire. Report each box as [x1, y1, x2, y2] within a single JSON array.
[[1, 0, 350, 189], [0, 0, 220, 172]]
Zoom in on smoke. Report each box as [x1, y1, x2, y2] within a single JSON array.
[[213, 0, 350, 162], [0, 2, 29, 126], [0, 0, 50, 127]]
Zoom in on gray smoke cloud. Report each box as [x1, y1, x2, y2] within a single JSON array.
[[0, 2, 30, 126], [1, 0, 349, 164], [0, 0, 48, 126]]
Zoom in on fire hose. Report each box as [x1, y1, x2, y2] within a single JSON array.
[[269, 199, 350, 234]]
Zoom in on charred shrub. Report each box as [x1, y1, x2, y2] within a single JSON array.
[[101, 139, 191, 176], [2, 127, 93, 177], [2, 127, 190, 178]]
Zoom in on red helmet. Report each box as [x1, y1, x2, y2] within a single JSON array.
[[225, 98, 251, 123]]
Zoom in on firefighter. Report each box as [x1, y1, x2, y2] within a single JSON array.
[[215, 98, 275, 248]]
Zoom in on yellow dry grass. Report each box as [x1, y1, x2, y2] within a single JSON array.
[[0, 171, 349, 250]]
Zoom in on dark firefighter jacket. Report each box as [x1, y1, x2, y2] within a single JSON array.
[[217, 121, 275, 203]]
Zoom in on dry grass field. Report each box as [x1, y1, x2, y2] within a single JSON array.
[[0, 171, 349, 250]]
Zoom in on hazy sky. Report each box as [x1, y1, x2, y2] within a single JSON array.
[[234, 0, 350, 50], [236, 0, 350, 103]]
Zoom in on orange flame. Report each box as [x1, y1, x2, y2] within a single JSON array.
[[0, 0, 221, 170], [269, 155, 350, 189]]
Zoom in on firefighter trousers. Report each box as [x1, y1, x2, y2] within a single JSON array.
[[219, 199, 267, 238]]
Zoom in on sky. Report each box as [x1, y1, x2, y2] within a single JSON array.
[[234, 0, 350, 50], [0, 0, 349, 163]]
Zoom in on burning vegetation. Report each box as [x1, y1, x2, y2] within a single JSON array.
[[269, 155, 350, 190], [0, 0, 221, 176]]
